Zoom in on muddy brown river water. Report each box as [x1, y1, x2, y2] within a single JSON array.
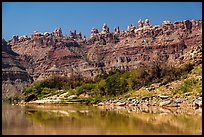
[[2, 103, 202, 135]]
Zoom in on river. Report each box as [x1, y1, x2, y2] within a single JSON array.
[[2, 103, 202, 135]]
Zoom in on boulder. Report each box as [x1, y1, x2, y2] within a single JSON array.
[[67, 95, 77, 99], [98, 102, 104, 106], [158, 95, 169, 99], [116, 102, 126, 106], [159, 100, 172, 107], [195, 98, 202, 108]]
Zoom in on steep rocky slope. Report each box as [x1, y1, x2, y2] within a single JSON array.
[[2, 39, 33, 97], [2, 19, 202, 98]]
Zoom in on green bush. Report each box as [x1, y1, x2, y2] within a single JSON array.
[[95, 79, 106, 96], [23, 76, 75, 101], [75, 83, 97, 96], [178, 79, 197, 93], [101, 70, 135, 96], [191, 65, 202, 74], [22, 59, 198, 102]]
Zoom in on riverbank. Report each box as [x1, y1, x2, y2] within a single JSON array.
[[22, 86, 202, 109], [18, 63, 202, 116], [21, 98, 202, 116], [20, 85, 202, 116]]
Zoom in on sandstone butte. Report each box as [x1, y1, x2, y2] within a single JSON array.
[[2, 19, 202, 99]]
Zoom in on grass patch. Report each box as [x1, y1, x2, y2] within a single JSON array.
[[175, 78, 199, 95], [191, 65, 202, 74]]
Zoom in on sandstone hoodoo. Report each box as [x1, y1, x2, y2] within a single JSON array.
[[2, 19, 202, 99]]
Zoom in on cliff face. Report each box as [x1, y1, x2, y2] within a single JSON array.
[[2, 19, 202, 97], [2, 39, 33, 97]]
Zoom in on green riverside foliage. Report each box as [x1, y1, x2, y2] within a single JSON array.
[[2, 96, 23, 104], [176, 79, 198, 94], [23, 60, 197, 102], [23, 75, 90, 101]]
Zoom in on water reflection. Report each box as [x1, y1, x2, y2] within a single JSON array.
[[2, 103, 202, 135]]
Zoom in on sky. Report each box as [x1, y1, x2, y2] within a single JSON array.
[[2, 2, 202, 41]]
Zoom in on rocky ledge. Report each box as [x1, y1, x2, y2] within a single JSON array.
[[21, 92, 202, 116], [95, 94, 202, 114]]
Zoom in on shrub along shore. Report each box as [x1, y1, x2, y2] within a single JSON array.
[[8, 60, 202, 113]]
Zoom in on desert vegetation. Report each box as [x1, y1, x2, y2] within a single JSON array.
[[22, 59, 199, 104]]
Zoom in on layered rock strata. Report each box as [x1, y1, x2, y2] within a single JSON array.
[[2, 39, 33, 97], [2, 19, 202, 97]]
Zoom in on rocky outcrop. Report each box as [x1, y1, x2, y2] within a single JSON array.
[[101, 23, 110, 34], [2, 19, 202, 97], [2, 39, 33, 97]]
